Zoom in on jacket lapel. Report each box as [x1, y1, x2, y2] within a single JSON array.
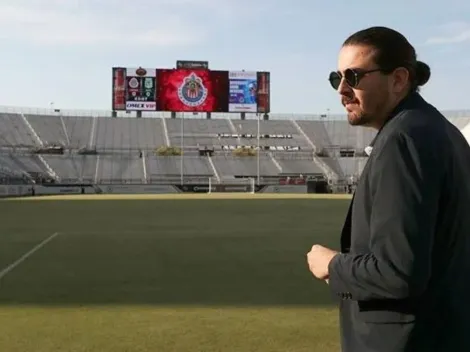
[[337, 92, 425, 254]]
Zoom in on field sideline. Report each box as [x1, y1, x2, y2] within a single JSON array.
[[4, 192, 353, 201], [0, 194, 348, 351]]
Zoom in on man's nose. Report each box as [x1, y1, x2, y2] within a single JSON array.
[[337, 77, 352, 96]]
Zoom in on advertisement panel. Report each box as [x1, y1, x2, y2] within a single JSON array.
[[112, 68, 126, 111], [228, 71, 258, 112], [174, 184, 266, 193], [34, 186, 83, 195], [260, 185, 306, 193], [257, 72, 271, 113], [96, 185, 177, 194], [156, 69, 228, 112], [125, 67, 157, 111]]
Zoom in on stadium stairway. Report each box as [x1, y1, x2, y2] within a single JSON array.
[[37, 155, 60, 181], [160, 117, 171, 146], [88, 116, 98, 149], [58, 114, 71, 146], [290, 119, 339, 180], [226, 118, 242, 145], [93, 155, 100, 184], [269, 152, 283, 172], [19, 113, 59, 181], [142, 151, 148, 183], [207, 155, 221, 182], [20, 113, 43, 147]]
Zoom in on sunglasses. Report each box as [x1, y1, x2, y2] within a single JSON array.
[[328, 68, 386, 90]]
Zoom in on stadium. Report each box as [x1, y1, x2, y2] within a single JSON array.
[[1, 62, 470, 351], [1, 63, 469, 196], [1, 105, 470, 195], [0, 106, 377, 193]]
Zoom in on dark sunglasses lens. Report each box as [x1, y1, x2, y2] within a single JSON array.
[[344, 69, 358, 87], [329, 72, 342, 90]]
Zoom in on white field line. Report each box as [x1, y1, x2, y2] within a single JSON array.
[[0, 232, 60, 281]]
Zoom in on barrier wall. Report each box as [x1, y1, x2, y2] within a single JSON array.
[[260, 185, 306, 193], [174, 184, 266, 193], [0, 183, 307, 197], [0, 184, 178, 197], [0, 185, 33, 197], [94, 185, 178, 194]]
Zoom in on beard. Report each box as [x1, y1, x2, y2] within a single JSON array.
[[344, 102, 374, 126], [347, 109, 374, 126], [343, 94, 382, 127]]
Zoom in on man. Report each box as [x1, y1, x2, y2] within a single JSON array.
[[306, 26, 470, 351]]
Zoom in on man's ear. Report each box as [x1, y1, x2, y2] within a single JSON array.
[[391, 67, 410, 93]]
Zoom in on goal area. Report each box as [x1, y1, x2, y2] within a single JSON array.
[[207, 177, 256, 194]]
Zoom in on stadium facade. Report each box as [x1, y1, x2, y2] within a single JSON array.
[[1, 106, 470, 194]]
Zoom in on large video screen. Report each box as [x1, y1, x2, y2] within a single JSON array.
[[228, 71, 258, 113], [112, 67, 270, 113], [156, 69, 228, 112], [112, 67, 157, 111]]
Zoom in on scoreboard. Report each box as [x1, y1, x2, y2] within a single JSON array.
[[112, 67, 157, 111], [112, 65, 270, 113]]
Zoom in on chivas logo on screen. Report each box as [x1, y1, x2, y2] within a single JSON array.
[[177, 72, 208, 107]]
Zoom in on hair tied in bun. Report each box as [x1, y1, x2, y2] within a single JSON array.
[[416, 61, 431, 86]]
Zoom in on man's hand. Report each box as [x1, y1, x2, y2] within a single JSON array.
[[307, 245, 339, 280]]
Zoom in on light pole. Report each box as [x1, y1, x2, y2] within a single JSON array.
[[257, 113, 260, 185], [180, 113, 184, 185]]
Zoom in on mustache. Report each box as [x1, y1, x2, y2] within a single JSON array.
[[342, 97, 356, 105]]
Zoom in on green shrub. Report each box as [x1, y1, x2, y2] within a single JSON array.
[[155, 146, 182, 156], [232, 146, 257, 157]]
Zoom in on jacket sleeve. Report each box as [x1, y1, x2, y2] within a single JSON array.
[[328, 130, 443, 301]]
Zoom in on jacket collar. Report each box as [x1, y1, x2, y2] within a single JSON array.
[[365, 92, 424, 155]]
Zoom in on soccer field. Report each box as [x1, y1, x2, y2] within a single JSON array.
[[0, 194, 349, 352]]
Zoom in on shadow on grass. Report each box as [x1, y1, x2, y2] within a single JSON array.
[[0, 199, 347, 307], [0, 253, 338, 307]]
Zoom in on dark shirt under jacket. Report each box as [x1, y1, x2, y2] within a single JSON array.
[[328, 92, 470, 352]]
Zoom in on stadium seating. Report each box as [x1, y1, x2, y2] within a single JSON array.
[[0, 168, 30, 184], [96, 155, 144, 184], [0, 153, 40, 184], [0, 154, 47, 174], [337, 157, 369, 177], [212, 154, 280, 177], [165, 118, 231, 148], [0, 108, 469, 186], [295, 120, 333, 149], [448, 117, 470, 130], [0, 113, 37, 147], [63, 116, 94, 149], [147, 156, 214, 179], [94, 117, 167, 151], [323, 121, 376, 150], [42, 155, 96, 183], [25, 114, 69, 146]]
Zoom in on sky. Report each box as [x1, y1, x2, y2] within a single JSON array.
[[1, 0, 470, 115]]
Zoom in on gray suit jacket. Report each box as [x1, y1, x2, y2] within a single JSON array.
[[328, 92, 470, 351]]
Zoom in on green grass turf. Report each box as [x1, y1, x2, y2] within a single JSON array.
[[0, 198, 348, 352]]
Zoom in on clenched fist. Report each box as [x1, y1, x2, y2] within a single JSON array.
[[307, 244, 339, 280]]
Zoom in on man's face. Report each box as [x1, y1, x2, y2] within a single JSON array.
[[336, 45, 391, 128]]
